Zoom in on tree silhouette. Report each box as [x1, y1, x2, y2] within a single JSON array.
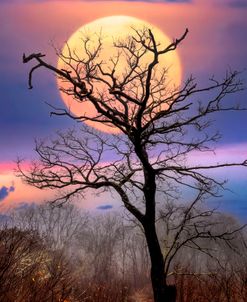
[[20, 27, 246, 302]]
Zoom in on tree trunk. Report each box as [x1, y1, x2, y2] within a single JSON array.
[[144, 222, 177, 302], [134, 144, 177, 302]]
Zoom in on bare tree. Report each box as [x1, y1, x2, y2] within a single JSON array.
[[19, 27, 246, 302], [171, 219, 247, 302], [157, 200, 246, 279], [12, 203, 87, 251], [0, 226, 48, 302]]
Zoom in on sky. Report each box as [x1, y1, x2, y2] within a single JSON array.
[[0, 0, 246, 219]]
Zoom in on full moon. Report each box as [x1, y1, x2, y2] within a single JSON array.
[[57, 16, 182, 133]]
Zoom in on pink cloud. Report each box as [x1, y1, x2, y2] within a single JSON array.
[[0, 141, 246, 213], [0, 161, 51, 212], [0, 162, 15, 174], [187, 143, 247, 179], [189, 143, 247, 163], [0, 160, 117, 212], [0, 161, 31, 175]]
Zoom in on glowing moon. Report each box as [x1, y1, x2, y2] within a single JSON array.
[[57, 16, 182, 133]]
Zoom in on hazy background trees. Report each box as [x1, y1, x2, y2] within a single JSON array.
[[0, 203, 246, 302]]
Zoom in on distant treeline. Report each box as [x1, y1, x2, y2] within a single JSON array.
[[0, 203, 246, 302]]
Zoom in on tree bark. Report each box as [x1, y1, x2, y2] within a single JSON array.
[[133, 140, 177, 302], [143, 221, 177, 302]]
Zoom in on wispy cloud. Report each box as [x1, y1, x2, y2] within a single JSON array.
[[96, 204, 113, 210], [0, 185, 15, 202]]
